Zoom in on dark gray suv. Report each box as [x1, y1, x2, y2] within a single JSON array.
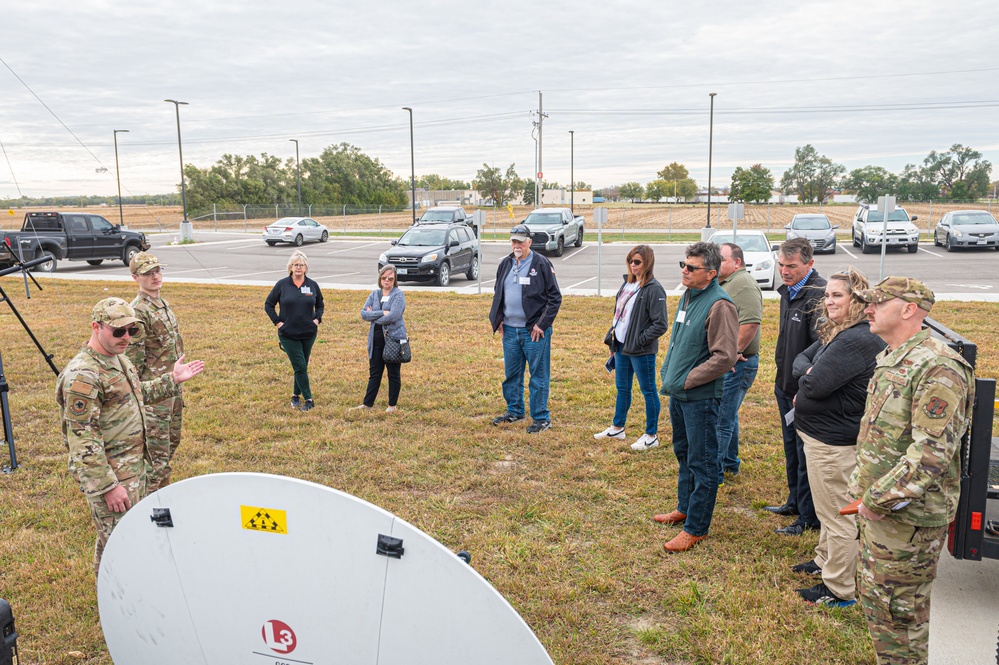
[[378, 222, 479, 287]]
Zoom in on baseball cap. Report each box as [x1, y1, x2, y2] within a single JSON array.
[[856, 276, 935, 312], [92, 297, 141, 327], [130, 252, 164, 275], [510, 225, 531, 241]]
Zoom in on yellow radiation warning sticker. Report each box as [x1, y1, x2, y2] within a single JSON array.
[[241, 505, 288, 534]]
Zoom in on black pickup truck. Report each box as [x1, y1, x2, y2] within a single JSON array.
[[0, 212, 150, 273]]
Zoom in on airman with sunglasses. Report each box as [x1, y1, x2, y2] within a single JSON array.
[[56, 297, 205, 579]]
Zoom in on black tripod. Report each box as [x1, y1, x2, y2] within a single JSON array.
[[1, 253, 61, 473]]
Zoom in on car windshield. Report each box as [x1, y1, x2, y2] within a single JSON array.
[[524, 213, 562, 226], [272, 218, 301, 226], [419, 211, 455, 222], [792, 217, 831, 230], [397, 228, 446, 246], [952, 212, 997, 226], [865, 210, 910, 223], [711, 234, 771, 252]]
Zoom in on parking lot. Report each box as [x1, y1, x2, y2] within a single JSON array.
[[13, 231, 999, 299]]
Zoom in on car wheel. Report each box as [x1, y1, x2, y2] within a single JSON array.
[[320, 230, 329, 243], [266, 240, 278, 246], [33, 250, 57, 273], [828, 242, 836, 254], [574, 228, 583, 247], [907, 243, 918, 253], [465, 254, 479, 280], [861, 236, 875, 254], [86, 259, 103, 266], [122, 244, 140, 267], [294, 234, 304, 247], [933, 233, 942, 247], [435, 262, 451, 287], [852, 232, 860, 248], [945, 235, 955, 252], [554, 237, 564, 257]]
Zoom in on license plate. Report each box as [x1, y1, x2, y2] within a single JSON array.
[[397, 268, 408, 275], [977, 240, 987, 244]]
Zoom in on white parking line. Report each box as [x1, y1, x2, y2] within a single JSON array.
[[839, 247, 858, 259], [309, 272, 360, 280], [325, 242, 381, 255], [561, 245, 589, 261], [566, 276, 597, 289], [919, 247, 944, 258], [165, 267, 228, 275], [223, 270, 286, 278], [160, 239, 260, 248]]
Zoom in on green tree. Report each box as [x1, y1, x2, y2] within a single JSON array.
[[728, 164, 775, 203], [473, 163, 522, 205], [896, 163, 939, 202], [619, 182, 644, 202], [840, 165, 898, 204], [927, 144, 992, 200], [416, 174, 470, 190], [657, 162, 689, 181], [780, 145, 844, 203], [656, 162, 698, 199], [645, 179, 672, 202], [301, 143, 407, 206]]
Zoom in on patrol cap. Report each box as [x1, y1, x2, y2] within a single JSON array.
[[856, 276, 935, 312], [92, 297, 141, 327], [129, 251, 164, 275], [510, 225, 531, 241]]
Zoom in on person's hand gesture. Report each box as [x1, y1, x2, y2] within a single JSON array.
[[171, 354, 205, 384]]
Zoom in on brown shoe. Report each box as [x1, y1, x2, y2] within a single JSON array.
[[653, 510, 687, 525], [663, 531, 706, 553]]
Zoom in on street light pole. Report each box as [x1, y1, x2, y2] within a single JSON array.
[[706, 92, 717, 229], [402, 107, 416, 224], [164, 99, 190, 222], [289, 139, 302, 216], [113, 129, 129, 227], [569, 130, 574, 213]]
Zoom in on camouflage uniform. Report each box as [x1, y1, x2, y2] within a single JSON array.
[[127, 286, 184, 492], [850, 278, 974, 665], [56, 298, 179, 577]]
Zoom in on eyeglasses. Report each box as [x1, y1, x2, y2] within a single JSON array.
[[142, 267, 163, 276], [679, 261, 709, 272], [291, 264, 306, 268], [105, 324, 140, 338], [629, 259, 643, 266]]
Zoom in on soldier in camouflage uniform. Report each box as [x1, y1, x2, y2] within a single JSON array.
[[56, 297, 205, 578], [125, 252, 185, 491], [850, 277, 974, 665]]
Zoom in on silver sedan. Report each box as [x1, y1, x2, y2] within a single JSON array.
[[263, 217, 329, 246], [934, 210, 999, 252]]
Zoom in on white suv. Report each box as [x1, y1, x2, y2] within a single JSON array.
[[851, 204, 920, 254]]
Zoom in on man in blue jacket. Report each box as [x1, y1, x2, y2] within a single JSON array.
[[654, 242, 738, 552], [489, 225, 563, 433]]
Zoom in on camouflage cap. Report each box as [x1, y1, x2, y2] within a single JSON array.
[[129, 251, 164, 275], [92, 297, 141, 327], [856, 276, 935, 312]]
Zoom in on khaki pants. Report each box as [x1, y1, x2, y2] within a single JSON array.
[[145, 395, 183, 492], [88, 476, 146, 579], [800, 431, 858, 600]]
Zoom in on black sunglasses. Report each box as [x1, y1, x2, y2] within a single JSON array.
[[105, 324, 141, 338], [679, 260, 709, 272], [629, 258, 643, 266]]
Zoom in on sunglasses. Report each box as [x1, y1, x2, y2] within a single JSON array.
[[629, 258, 643, 266], [679, 261, 709, 272], [105, 324, 141, 338]]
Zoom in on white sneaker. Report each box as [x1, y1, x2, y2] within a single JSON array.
[[594, 426, 626, 440], [630, 433, 660, 451]]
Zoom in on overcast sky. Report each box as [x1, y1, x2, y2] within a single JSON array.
[[2, 0, 997, 200]]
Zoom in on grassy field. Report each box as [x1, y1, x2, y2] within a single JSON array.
[[0, 279, 996, 664]]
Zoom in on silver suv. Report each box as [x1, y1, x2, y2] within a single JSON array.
[[851, 204, 919, 254]]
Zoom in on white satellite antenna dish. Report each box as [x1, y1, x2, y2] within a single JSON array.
[[98, 473, 554, 665]]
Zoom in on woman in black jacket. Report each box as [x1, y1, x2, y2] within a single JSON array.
[[264, 250, 324, 412], [594, 245, 669, 451], [790, 269, 886, 607]]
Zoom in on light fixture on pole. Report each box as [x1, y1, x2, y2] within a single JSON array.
[[569, 130, 574, 214], [113, 129, 129, 227], [706, 92, 717, 229], [402, 107, 416, 224], [164, 99, 190, 222], [289, 139, 302, 216]]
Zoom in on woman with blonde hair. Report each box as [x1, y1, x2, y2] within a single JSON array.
[[264, 250, 324, 412], [789, 268, 886, 607], [594, 245, 669, 450]]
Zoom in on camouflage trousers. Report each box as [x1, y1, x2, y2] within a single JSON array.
[[88, 476, 147, 578], [858, 518, 946, 665], [145, 395, 183, 493]]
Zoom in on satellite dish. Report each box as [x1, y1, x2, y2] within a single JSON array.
[[97, 473, 553, 665]]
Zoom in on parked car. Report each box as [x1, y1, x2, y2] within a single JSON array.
[[263, 217, 329, 246], [851, 204, 919, 254], [785, 213, 837, 254], [378, 221, 479, 287], [708, 230, 777, 290], [416, 206, 470, 226], [933, 210, 999, 252], [521, 208, 584, 257]]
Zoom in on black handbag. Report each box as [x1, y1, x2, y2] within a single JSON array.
[[382, 335, 412, 363]]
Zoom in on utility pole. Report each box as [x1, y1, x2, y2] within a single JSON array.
[[569, 130, 574, 213], [113, 129, 129, 227], [706, 93, 717, 229], [534, 91, 547, 208]]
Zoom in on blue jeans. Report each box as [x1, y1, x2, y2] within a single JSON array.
[[775, 386, 818, 526], [669, 396, 721, 537], [501, 325, 552, 422], [716, 354, 759, 482], [613, 352, 660, 435]]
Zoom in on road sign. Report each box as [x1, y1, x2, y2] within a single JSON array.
[[537, 172, 543, 179]]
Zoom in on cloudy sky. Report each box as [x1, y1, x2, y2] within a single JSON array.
[[2, 0, 997, 199]]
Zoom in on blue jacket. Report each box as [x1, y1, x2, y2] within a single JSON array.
[[361, 287, 407, 359]]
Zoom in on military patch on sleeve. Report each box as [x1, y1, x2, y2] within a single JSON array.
[[69, 397, 89, 417], [69, 380, 96, 396], [923, 396, 949, 419]]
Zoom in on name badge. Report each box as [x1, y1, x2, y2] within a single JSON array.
[[676, 310, 687, 324], [519, 277, 531, 285], [301, 286, 312, 295]]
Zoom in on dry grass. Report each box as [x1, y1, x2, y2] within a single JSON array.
[[0, 279, 996, 665]]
